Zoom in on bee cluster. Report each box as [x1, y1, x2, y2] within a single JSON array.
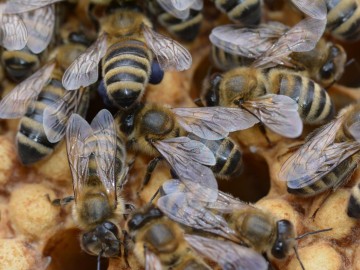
[[0, 0, 360, 270]]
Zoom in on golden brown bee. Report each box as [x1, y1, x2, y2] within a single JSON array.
[[64, 109, 128, 259], [279, 104, 360, 207], [210, 17, 347, 88], [116, 102, 246, 193], [62, 4, 192, 110]]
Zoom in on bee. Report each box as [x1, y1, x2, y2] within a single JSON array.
[[158, 179, 330, 269], [115, 102, 254, 196], [63, 109, 128, 261], [147, 0, 203, 42], [279, 103, 360, 201], [126, 204, 268, 270], [62, 4, 192, 110], [210, 16, 347, 88], [0, 31, 91, 165]]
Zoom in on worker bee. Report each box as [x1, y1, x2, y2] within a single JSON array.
[[279, 103, 360, 200], [63, 109, 128, 261], [147, 0, 203, 42], [158, 179, 330, 269], [62, 4, 192, 110], [0, 32, 91, 165], [210, 16, 347, 88], [116, 102, 259, 198], [126, 204, 268, 270]]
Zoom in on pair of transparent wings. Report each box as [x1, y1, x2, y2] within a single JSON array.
[[144, 234, 268, 270], [62, 25, 192, 90], [0, 62, 87, 144], [173, 94, 303, 139], [66, 109, 121, 203], [279, 107, 360, 189], [210, 16, 327, 69], [156, 0, 203, 19], [0, 0, 61, 53]]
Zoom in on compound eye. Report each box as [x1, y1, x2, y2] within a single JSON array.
[[320, 61, 334, 80]]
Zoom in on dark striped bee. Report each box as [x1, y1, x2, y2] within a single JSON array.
[[0, 36, 90, 165], [147, 0, 203, 42], [279, 104, 360, 201], [126, 204, 268, 270], [158, 179, 332, 269], [210, 16, 347, 88], [64, 110, 128, 261], [62, 5, 192, 110]]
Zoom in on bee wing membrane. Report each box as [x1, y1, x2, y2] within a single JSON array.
[[20, 5, 55, 54], [291, 0, 327, 20], [171, 0, 203, 11], [349, 122, 360, 142], [0, 12, 27, 51], [143, 25, 192, 71], [0, 62, 55, 119], [172, 107, 259, 140], [4, 0, 63, 14], [62, 33, 107, 90], [145, 249, 162, 270], [156, 0, 190, 19], [185, 235, 268, 270], [243, 94, 303, 138]]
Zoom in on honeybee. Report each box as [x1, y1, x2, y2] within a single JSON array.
[[147, 0, 203, 42], [126, 204, 268, 270], [210, 17, 347, 87], [115, 102, 255, 196], [158, 179, 330, 269], [0, 34, 90, 165], [279, 104, 360, 201], [62, 4, 192, 110], [64, 109, 128, 260]]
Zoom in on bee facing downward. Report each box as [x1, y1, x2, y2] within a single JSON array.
[[62, 3, 192, 110]]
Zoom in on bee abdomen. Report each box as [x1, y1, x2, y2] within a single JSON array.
[[215, 0, 262, 25], [103, 40, 152, 109], [287, 156, 358, 196], [277, 73, 335, 125], [326, 0, 360, 41], [16, 79, 64, 165]]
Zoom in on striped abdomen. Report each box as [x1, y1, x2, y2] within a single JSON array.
[[215, 0, 262, 25], [102, 39, 152, 110], [211, 45, 253, 71], [326, 0, 360, 41], [288, 154, 360, 197], [16, 78, 65, 165], [269, 70, 335, 125], [188, 134, 243, 178]]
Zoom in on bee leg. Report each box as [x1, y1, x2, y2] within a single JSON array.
[[123, 230, 131, 268], [46, 194, 75, 207], [140, 156, 164, 190], [258, 123, 273, 146]]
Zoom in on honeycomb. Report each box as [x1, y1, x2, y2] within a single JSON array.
[[1, 1, 360, 270]]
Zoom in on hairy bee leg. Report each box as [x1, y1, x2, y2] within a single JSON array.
[[46, 194, 75, 206], [141, 156, 163, 190], [123, 230, 131, 268]]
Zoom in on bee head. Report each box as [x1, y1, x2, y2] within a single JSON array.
[[81, 221, 120, 258], [201, 72, 222, 106], [127, 206, 163, 232], [271, 219, 296, 259]]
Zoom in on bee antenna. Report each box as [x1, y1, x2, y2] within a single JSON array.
[[97, 249, 104, 270], [293, 246, 305, 270], [295, 228, 332, 240]]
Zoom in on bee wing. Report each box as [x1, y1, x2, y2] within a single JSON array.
[[20, 5, 54, 54], [4, 0, 63, 14], [153, 137, 218, 200], [291, 0, 327, 20], [172, 106, 259, 140], [66, 114, 94, 201], [157, 192, 239, 241], [253, 17, 327, 68], [62, 33, 107, 90], [185, 235, 268, 270], [0, 62, 54, 118], [145, 249, 162, 270], [279, 115, 360, 188], [171, 0, 203, 10], [349, 121, 360, 142], [0, 12, 27, 51], [243, 94, 303, 138], [91, 109, 117, 198], [156, 0, 190, 19], [209, 23, 287, 58], [43, 89, 86, 143], [143, 25, 192, 71]]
